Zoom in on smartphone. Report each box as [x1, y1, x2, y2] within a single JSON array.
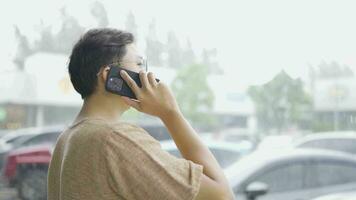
[[105, 64, 159, 99]]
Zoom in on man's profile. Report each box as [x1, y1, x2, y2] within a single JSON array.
[[47, 28, 234, 200]]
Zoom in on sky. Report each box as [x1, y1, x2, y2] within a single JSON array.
[[1, 0, 356, 87]]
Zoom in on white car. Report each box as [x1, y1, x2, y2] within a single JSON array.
[[312, 191, 356, 200], [160, 139, 253, 169], [294, 131, 356, 155], [225, 149, 356, 200]]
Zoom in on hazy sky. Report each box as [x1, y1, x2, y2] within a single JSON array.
[[1, 0, 356, 86]]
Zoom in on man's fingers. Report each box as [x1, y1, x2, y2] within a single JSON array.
[[121, 97, 141, 110], [120, 70, 140, 94], [139, 70, 149, 89], [147, 72, 157, 86]]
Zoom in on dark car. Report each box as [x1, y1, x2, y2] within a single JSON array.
[[294, 131, 356, 155], [225, 149, 356, 200]]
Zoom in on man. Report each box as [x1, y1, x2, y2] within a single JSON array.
[[48, 28, 234, 200]]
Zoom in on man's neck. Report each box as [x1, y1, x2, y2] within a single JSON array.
[[75, 94, 127, 124]]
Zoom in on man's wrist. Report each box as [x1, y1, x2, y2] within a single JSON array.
[[159, 109, 182, 124]]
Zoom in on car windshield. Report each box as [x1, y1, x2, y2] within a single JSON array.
[[7, 134, 36, 146]]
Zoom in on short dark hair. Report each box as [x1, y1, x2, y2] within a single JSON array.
[[68, 28, 134, 99]]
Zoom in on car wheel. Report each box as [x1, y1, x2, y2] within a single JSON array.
[[18, 169, 47, 200]]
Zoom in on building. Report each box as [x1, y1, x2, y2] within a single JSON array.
[[1, 52, 256, 131]]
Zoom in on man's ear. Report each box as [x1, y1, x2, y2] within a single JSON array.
[[100, 66, 111, 82]]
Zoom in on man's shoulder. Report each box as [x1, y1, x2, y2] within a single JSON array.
[[67, 119, 159, 150], [70, 119, 140, 135], [109, 122, 158, 144]]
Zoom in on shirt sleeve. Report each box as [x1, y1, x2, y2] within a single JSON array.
[[101, 123, 203, 200]]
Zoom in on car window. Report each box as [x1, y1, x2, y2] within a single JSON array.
[[168, 148, 241, 168], [6, 136, 25, 144], [10, 135, 36, 147], [248, 163, 305, 193], [307, 161, 356, 188], [22, 132, 60, 146], [300, 139, 356, 154]]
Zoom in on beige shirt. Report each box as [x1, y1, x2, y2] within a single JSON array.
[[48, 118, 203, 200]]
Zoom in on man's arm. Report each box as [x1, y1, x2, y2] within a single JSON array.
[[161, 110, 234, 200], [120, 70, 235, 200]]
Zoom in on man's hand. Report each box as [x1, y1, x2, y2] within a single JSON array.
[[120, 70, 180, 119]]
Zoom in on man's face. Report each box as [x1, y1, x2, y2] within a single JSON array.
[[119, 43, 146, 73]]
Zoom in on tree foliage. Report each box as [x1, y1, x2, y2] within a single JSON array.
[[248, 71, 311, 132], [171, 64, 216, 127]]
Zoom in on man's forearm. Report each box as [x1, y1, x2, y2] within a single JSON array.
[[160, 111, 231, 188]]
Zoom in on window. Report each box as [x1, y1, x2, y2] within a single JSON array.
[[23, 132, 60, 146], [250, 163, 305, 193], [10, 134, 36, 146], [300, 139, 356, 154], [308, 161, 356, 188]]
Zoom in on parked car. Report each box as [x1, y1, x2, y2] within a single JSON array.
[[161, 139, 253, 169], [4, 144, 52, 200], [0, 128, 39, 171], [294, 131, 356, 155], [0, 128, 38, 152], [140, 123, 171, 141], [2, 126, 63, 200], [0, 126, 63, 172], [225, 149, 356, 200], [312, 191, 356, 200], [0, 129, 11, 139]]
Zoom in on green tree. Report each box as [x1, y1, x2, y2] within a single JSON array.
[[248, 71, 311, 132], [171, 64, 216, 127]]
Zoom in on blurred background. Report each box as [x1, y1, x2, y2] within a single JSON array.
[[1, 0, 356, 200]]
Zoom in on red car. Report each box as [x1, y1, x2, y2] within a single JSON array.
[[3, 144, 53, 200]]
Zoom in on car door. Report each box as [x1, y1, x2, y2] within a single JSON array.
[[235, 161, 308, 200], [304, 160, 356, 198]]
